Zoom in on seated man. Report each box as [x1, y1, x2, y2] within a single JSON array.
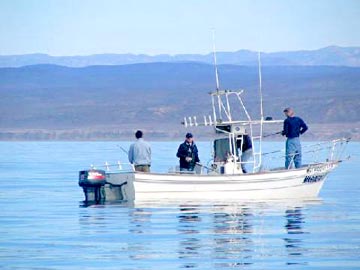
[[176, 133, 200, 172]]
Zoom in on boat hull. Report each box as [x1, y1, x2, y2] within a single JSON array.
[[100, 161, 338, 201]]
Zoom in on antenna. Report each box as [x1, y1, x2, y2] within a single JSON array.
[[258, 52, 264, 120], [257, 51, 264, 171], [212, 29, 220, 91]]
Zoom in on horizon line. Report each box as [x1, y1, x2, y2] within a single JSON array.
[[0, 45, 358, 57]]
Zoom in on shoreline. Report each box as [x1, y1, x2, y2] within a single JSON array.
[[0, 122, 358, 141]]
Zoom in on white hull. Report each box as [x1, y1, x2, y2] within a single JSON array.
[[105, 161, 338, 201]]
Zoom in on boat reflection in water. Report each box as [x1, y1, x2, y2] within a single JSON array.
[[78, 199, 321, 269], [177, 205, 202, 269], [284, 207, 307, 266], [211, 205, 253, 269]]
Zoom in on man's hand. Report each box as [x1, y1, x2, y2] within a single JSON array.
[[185, 157, 192, 162]]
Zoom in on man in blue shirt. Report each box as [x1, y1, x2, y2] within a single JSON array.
[[281, 108, 308, 169], [128, 130, 151, 172]]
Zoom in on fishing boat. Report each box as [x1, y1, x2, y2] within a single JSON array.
[[78, 52, 349, 202]]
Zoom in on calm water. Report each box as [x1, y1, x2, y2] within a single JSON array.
[[0, 141, 359, 270]]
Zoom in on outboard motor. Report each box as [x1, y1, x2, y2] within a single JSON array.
[[79, 170, 106, 202]]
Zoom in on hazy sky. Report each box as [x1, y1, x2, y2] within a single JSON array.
[[0, 0, 359, 55]]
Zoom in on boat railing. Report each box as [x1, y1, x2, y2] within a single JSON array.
[[261, 137, 350, 165], [90, 161, 135, 172], [88, 138, 350, 174]]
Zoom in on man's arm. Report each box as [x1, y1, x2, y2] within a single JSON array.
[[281, 119, 288, 136], [128, 144, 134, 164], [299, 118, 308, 134], [176, 144, 188, 158], [147, 144, 151, 156], [244, 135, 252, 150], [146, 143, 151, 163]]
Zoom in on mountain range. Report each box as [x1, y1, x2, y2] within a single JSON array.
[[0, 62, 359, 140], [1, 46, 360, 68]]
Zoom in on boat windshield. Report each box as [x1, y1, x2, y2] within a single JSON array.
[[214, 138, 239, 162]]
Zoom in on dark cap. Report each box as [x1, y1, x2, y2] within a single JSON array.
[[185, 132, 193, 139], [283, 107, 292, 113], [135, 130, 143, 139]]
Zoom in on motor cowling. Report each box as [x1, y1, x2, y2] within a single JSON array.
[[79, 169, 106, 187]]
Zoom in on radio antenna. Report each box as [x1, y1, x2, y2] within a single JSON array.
[[258, 51, 264, 121], [212, 29, 220, 91]]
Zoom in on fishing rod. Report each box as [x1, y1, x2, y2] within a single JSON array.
[[195, 162, 218, 173], [263, 131, 282, 138], [116, 145, 129, 155]]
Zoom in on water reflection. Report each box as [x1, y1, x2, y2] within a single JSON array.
[[127, 207, 153, 262], [177, 205, 202, 269], [78, 204, 109, 233], [212, 205, 253, 269], [283, 207, 308, 266], [78, 200, 319, 269], [175, 204, 255, 269]]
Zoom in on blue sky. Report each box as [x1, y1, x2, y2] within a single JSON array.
[[0, 0, 359, 55]]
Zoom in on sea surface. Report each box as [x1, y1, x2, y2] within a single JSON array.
[[0, 141, 359, 270]]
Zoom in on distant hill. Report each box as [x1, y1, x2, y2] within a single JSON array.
[[0, 62, 359, 140], [1, 46, 360, 68]]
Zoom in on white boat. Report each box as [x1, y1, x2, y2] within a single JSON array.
[[100, 160, 339, 201], [78, 52, 349, 202]]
